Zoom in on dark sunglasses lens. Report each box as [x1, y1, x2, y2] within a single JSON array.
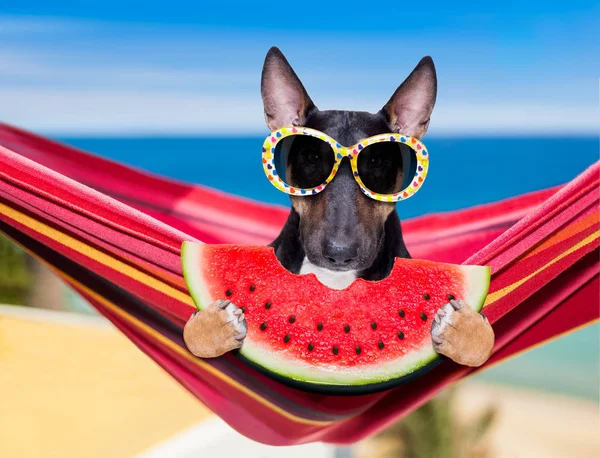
[[357, 141, 417, 195], [273, 135, 335, 190]]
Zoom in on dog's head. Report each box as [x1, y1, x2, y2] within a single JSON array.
[[261, 47, 437, 274]]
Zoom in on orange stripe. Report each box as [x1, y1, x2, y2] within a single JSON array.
[[484, 230, 600, 306], [0, 202, 195, 308], [522, 210, 599, 260]]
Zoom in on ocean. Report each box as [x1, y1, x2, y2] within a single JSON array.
[[60, 135, 600, 400], [62, 135, 598, 218]]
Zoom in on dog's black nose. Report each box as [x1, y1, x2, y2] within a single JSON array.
[[324, 241, 358, 266]]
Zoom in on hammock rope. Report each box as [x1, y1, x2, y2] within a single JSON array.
[[0, 123, 598, 445]]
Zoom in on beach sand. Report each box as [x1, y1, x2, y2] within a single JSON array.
[[455, 382, 600, 458]]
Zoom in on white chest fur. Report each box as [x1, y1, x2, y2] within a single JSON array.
[[299, 257, 357, 290]]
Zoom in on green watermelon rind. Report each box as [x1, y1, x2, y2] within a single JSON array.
[[181, 241, 490, 387], [181, 241, 214, 312]]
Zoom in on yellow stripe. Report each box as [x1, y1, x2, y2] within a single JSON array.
[[0, 230, 334, 427], [0, 202, 195, 307], [522, 210, 599, 260], [484, 230, 600, 306]]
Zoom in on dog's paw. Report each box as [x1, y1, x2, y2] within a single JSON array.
[[183, 299, 247, 358], [430, 299, 494, 367]]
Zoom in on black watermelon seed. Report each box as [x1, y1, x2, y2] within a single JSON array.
[[447, 294, 455, 301], [317, 322, 324, 331], [398, 330, 405, 340], [259, 322, 268, 331], [289, 315, 296, 324], [225, 289, 233, 297], [378, 340, 384, 350], [332, 345, 339, 355], [424, 293, 430, 300], [355, 345, 362, 355], [344, 324, 350, 333], [371, 321, 377, 330], [308, 343, 314, 352], [249, 284, 256, 292], [399, 309, 406, 318], [420, 312, 428, 321], [283, 334, 291, 343], [240, 306, 246, 313], [265, 301, 272, 309]]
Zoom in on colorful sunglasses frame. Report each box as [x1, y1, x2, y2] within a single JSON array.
[[262, 126, 430, 202]]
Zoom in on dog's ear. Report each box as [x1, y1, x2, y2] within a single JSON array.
[[382, 56, 437, 138], [261, 47, 315, 131]]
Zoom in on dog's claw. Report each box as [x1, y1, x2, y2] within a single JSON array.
[[218, 300, 231, 310], [431, 334, 444, 345], [450, 299, 463, 310]]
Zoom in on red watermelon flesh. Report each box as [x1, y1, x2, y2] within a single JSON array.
[[181, 242, 490, 388]]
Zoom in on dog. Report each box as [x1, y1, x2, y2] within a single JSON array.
[[183, 47, 494, 368]]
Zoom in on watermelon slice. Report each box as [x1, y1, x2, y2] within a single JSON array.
[[181, 242, 490, 394]]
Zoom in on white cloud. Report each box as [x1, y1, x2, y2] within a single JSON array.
[[0, 15, 597, 136], [1, 88, 597, 137], [427, 104, 599, 136], [0, 88, 264, 135]]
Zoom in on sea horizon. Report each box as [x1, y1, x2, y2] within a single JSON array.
[[58, 134, 599, 217]]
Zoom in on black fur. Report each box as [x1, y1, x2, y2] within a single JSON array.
[[269, 109, 412, 280], [263, 47, 436, 281]]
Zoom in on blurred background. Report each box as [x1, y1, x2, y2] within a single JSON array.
[[1, 1, 598, 457]]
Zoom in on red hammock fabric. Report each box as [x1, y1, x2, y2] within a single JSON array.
[[0, 123, 598, 445]]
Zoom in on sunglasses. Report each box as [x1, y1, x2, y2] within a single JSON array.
[[262, 127, 429, 202]]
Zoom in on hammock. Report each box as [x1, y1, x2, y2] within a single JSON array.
[[0, 123, 598, 446]]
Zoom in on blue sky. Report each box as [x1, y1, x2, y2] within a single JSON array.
[[0, 1, 598, 136]]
